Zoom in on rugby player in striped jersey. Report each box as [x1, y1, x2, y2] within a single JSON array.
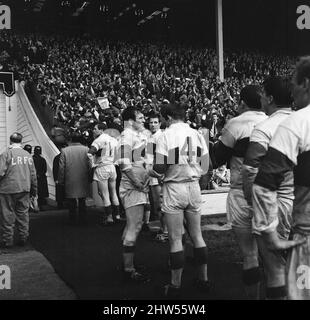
[[214, 86, 267, 299], [253, 57, 310, 299], [242, 77, 293, 299]]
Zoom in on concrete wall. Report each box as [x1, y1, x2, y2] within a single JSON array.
[[16, 83, 59, 200], [0, 83, 58, 200], [0, 89, 7, 154]]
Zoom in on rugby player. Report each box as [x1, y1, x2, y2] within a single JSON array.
[[117, 106, 150, 283], [214, 85, 267, 299], [146, 111, 168, 242], [242, 77, 293, 299], [252, 57, 310, 299], [153, 103, 211, 298], [88, 123, 120, 225]]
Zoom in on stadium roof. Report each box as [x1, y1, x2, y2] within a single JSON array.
[[2, 0, 310, 53]]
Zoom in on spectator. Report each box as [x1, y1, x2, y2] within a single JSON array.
[[51, 125, 67, 148], [24, 144, 32, 154], [1, 31, 295, 141], [206, 113, 224, 142], [212, 165, 230, 189]]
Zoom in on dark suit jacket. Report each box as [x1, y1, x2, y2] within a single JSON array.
[[33, 154, 49, 198], [53, 153, 61, 182], [204, 119, 224, 133], [53, 153, 65, 203]]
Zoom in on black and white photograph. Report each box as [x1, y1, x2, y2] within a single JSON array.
[[1, 0, 310, 310]]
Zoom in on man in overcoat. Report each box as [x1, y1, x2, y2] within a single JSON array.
[[58, 132, 92, 224]]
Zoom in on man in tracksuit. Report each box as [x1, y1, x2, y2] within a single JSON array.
[[0, 132, 37, 248]]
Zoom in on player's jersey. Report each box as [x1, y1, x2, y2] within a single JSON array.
[[141, 129, 152, 140], [91, 133, 118, 166], [146, 129, 163, 166], [244, 109, 294, 200], [255, 104, 310, 234], [250, 109, 293, 150], [117, 127, 148, 167], [117, 127, 149, 190], [219, 110, 267, 189], [156, 122, 208, 183]]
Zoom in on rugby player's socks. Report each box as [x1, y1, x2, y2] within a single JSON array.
[[182, 233, 187, 252], [104, 206, 113, 223], [245, 283, 260, 300], [112, 205, 121, 221], [243, 267, 261, 300], [123, 245, 136, 272], [194, 247, 208, 281], [170, 251, 185, 288], [266, 286, 286, 300]]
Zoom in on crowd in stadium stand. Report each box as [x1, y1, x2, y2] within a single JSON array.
[[0, 31, 296, 190], [1, 31, 297, 187], [0, 32, 295, 136]]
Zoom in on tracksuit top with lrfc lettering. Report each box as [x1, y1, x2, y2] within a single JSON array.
[[0, 144, 37, 194]]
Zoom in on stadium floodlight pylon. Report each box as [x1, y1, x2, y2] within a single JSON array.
[[216, 0, 224, 82]]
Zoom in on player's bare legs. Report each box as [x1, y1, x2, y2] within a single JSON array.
[[97, 179, 113, 224], [184, 211, 208, 282], [164, 212, 184, 288], [233, 227, 260, 299], [108, 178, 121, 222], [151, 185, 168, 240], [122, 204, 148, 281]]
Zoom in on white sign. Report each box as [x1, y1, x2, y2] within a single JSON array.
[[97, 97, 110, 110]]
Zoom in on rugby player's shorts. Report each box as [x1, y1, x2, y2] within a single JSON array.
[[93, 164, 117, 181], [119, 186, 149, 210], [161, 180, 201, 215], [119, 165, 150, 210], [287, 233, 310, 300], [252, 184, 292, 239], [227, 188, 253, 230]]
